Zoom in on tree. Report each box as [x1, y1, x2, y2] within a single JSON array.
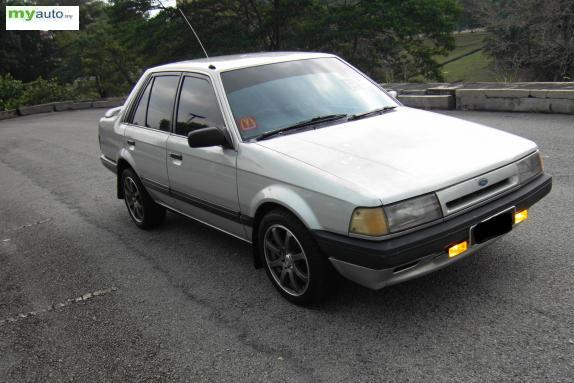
[[477, 0, 574, 81], [0, 17, 59, 81], [456, 0, 483, 31], [1, 0, 463, 100], [321, 0, 461, 81], [55, 1, 145, 97]]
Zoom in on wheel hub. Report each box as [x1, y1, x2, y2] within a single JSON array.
[[284, 253, 293, 268]]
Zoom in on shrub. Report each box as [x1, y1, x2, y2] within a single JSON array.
[[68, 78, 103, 101], [0, 74, 24, 111], [0, 75, 98, 110], [18, 77, 73, 107]]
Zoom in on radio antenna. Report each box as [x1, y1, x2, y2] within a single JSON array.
[[154, 0, 209, 58]]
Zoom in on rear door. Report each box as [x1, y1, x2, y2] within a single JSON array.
[[166, 73, 243, 238], [124, 73, 180, 200]]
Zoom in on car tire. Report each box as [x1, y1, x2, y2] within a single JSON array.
[[121, 168, 165, 229], [258, 209, 334, 305]]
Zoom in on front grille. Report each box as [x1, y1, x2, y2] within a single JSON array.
[[446, 178, 512, 212], [436, 160, 520, 216]]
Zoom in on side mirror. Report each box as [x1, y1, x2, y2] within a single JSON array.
[[188, 127, 231, 149], [104, 106, 123, 118], [388, 90, 398, 99]]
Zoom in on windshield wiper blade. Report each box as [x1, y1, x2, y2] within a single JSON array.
[[256, 114, 348, 141], [348, 106, 397, 121]]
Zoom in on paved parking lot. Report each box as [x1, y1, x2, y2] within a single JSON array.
[[0, 109, 573, 382]]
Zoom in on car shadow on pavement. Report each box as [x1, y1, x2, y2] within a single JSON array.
[[152, 209, 523, 321]]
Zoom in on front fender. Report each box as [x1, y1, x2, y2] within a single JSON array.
[[249, 184, 322, 231]]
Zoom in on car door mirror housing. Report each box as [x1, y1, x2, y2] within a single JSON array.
[[188, 127, 231, 148], [104, 106, 123, 118]]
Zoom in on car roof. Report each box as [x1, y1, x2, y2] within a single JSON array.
[[149, 51, 336, 73]]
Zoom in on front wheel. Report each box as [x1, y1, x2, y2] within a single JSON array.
[[121, 168, 165, 229], [258, 209, 334, 305]]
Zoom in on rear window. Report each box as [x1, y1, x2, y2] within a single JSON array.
[[132, 80, 152, 127], [146, 76, 179, 132]]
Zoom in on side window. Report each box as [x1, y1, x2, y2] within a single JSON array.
[[146, 75, 179, 132], [175, 76, 225, 137], [131, 79, 152, 126]]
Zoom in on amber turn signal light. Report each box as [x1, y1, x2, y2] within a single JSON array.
[[514, 209, 528, 224], [448, 241, 468, 258]]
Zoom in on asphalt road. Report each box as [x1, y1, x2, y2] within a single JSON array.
[[0, 109, 572, 382]]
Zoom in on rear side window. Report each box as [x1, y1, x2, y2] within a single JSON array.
[[132, 80, 152, 126], [175, 76, 224, 137], [146, 75, 179, 131]]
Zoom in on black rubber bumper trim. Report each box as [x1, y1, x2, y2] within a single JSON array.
[[313, 174, 552, 270]]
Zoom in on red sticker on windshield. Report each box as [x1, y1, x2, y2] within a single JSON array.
[[239, 116, 257, 131]]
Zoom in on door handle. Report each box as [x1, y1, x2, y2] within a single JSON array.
[[126, 139, 135, 146], [170, 152, 183, 161]]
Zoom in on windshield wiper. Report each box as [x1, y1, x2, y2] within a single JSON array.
[[348, 106, 397, 121], [256, 114, 348, 141]]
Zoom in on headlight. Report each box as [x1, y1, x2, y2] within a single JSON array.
[[349, 207, 389, 236], [349, 194, 443, 237], [384, 193, 442, 233], [517, 152, 543, 183]]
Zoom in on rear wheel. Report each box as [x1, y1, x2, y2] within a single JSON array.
[[258, 209, 333, 305], [121, 168, 165, 229]]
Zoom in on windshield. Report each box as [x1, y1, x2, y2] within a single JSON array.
[[220, 57, 397, 140]]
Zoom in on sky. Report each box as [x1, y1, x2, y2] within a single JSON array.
[[151, 0, 177, 9], [149, 0, 176, 17]]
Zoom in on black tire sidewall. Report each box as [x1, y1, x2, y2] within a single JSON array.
[[120, 168, 165, 229]]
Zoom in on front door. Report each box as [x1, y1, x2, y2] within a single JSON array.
[[166, 74, 243, 238]]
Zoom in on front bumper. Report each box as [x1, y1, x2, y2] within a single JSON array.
[[313, 173, 552, 290]]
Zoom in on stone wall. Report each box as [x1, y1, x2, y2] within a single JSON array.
[[384, 83, 574, 114]]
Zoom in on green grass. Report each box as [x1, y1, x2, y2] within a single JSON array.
[[437, 31, 486, 63], [441, 49, 495, 82], [434, 31, 497, 82]]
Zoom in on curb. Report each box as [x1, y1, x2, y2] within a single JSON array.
[[398, 95, 454, 110], [455, 89, 574, 114], [0, 97, 127, 118], [0, 109, 18, 121], [385, 83, 574, 114], [18, 103, 55, 115]]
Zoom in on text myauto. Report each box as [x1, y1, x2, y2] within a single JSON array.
[[5, 6, 79, 30]]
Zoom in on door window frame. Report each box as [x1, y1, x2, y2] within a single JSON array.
[[172, 71, 227, 139], [123, 71, 183, 133]]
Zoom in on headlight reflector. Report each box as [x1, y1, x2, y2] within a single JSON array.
[[517, 152, 543, 183], [349, 207, 389, 236], [384, 193, 442, 233]]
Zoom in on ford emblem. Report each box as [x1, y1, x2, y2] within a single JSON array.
[[478, 178, 489, 187]]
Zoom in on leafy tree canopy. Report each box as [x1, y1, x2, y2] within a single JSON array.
[[0, 0, 462, 97], [475, 0, 574, 81]]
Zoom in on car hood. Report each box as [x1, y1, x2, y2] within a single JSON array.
[[255, 107, 537, 204]]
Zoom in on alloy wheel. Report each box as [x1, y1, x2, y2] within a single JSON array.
[[263, 224, 310, 296], [124, 176, 144, 223]]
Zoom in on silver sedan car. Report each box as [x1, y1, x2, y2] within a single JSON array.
[[99, 52, 552, 305]]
